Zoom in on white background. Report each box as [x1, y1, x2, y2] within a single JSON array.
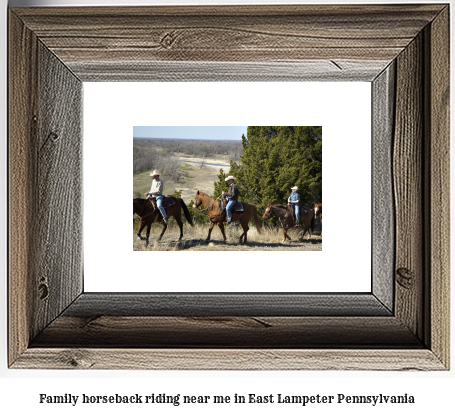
[[1, 0, 454, 414], [84, 82, 371, 292]]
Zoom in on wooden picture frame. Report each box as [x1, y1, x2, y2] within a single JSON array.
[[8, 4, 449, 370]]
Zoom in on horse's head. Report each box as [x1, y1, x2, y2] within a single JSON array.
[[194, 190, 202, 208], [133, 198, 145, 215], [262, 203, 273, 220]]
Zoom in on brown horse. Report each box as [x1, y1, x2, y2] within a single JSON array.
[[262, 203, 315, 242], [314, 202, 322, 236], [133, 197, 193, 244], [194, 190, 261, 243]]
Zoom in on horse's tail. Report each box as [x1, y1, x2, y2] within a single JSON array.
[[253, 205, 261, 234], [179, 198, 194, 226]]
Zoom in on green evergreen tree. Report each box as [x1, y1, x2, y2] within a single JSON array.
[[213, 126, 322, 218], [213, 168, 230, 199], [167, 189, 183, 199], [186, 200, 209, 225]]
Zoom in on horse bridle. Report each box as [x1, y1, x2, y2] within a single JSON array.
[[194, 195, 200, 209], [194, 194, 219, 217], [193, 195, 207, 218]]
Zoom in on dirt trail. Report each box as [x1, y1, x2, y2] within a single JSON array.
[[178, 156, 231, 169]]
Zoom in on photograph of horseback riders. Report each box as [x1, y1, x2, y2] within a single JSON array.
[[133, 126, 322, 251]]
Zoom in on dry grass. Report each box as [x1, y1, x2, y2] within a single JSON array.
[[133, 222, 322, 251], [174, 162, 222, 202]]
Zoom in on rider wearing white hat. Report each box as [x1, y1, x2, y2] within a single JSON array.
[[222, 176, 238, 224], [145, 169, 167, 224], [288, 186, 300, 227]]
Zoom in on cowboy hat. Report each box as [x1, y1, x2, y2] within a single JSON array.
[[225, 175, 236, 181], [150, 170, 161, 176], [291, 186, 298, 190]]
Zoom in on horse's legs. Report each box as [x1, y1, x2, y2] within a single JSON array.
[[137, 220, 146, 240], [145, 223, 151, 245], [158, 223, 167, 241], [207, 221, 215, 241], [239, 221, 249, 243], [174, 213, 184, 240], [217, 222, 227, 241], [306, 218, 312, 239], [281, 227, 287, 243], [284, 220, 292, 241], [299, 224, 309, 242]]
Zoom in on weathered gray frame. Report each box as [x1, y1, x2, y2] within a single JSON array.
[[8, 4, 449, 370]]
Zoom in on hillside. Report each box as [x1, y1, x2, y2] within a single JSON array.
[[133, 154, 232, 203]]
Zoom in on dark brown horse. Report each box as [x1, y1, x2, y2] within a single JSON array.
[[133, 197, 193, 244], [262, 204, 315, 242], [314, 202, 322, 236], [194, 190, 261, 243]]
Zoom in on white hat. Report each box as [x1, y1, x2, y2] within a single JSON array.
[[291, 186, 298, 190], [225, 176, 236, 181], [150, 170, 161, 176]]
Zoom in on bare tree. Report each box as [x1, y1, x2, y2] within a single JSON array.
[[133, 138, 243, 174]]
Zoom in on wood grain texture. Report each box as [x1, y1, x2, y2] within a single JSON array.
[[393, 34, 424, 340], [8, 11, 38, 366], [13, 349, 445, 371], [60, 293, 391, 317], [372, 63, 395, 312], [426, 6, 450, 368], [33, 42, 83, 338], [31, 316, 421, 348], [8, 4, 450, 370], [9, 11, 84, 366], [70, 60, 388, 82], [11, 5, 445, 82]]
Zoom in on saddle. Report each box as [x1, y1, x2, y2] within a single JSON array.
[[221, 198, 244, 213], [209, 198, 244, 222], [148, 196, 175, 209], [288, 204, 308, 223]]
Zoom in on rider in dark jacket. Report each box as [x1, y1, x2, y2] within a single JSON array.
[[222, 176, 238, 224]]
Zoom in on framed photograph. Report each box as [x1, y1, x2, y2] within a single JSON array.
[[8, 4, 449, 370], [129, 125, 324, 253]]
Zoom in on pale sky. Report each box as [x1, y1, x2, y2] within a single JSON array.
[[133, 126, 247, 140]]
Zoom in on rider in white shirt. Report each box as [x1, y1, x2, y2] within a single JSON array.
[[145, 170, 168, 224]]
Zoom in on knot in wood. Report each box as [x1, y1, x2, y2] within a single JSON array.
[[38, 281, 49, 300], [160, 31, 179, 49], [48, 131, 59, 142], [396, 267, 414, 289], [60, 350, 94, 369]]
